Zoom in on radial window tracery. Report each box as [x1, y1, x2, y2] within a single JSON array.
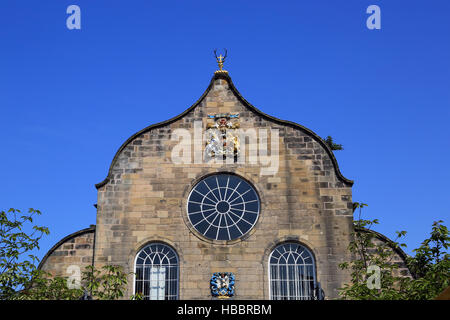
[[187, 174, 260, 241]]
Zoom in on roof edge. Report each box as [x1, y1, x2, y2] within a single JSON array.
[[95, 72, 353, 189], [37, 226, 96, 271], [223, 73, 353, 186], [356, 227, 416, 279], [95, 74, 219, 189]]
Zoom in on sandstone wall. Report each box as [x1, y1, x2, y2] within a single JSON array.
[[39, 226, 95, 279], [94, 73, 354, 299]]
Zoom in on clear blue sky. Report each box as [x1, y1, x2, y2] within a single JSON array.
[[1, 1, 449, 257]]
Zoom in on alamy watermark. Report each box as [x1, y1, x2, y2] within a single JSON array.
[[366, 5, 381, 30], [65, 5, 381, 31], [66, 5, 81, 30], [171, 121, 279, 176], [366, 265, 381, 289], [66, 265, 81, 289]]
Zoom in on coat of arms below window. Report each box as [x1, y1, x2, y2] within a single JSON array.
[[210, 272, 235, 299], [205, 113, 240, 159]]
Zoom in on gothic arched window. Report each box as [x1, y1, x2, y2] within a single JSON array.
[[134, 243, 179, 300], [269, 243, 316, 300]]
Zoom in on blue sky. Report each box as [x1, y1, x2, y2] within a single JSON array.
[[0, 0, 449, 257]]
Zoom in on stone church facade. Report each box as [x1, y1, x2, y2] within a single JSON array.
[[39, 67, 409, 300]]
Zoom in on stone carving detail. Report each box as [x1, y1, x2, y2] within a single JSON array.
[[210, 272, 235, 298], [205, 113, 240, 158]]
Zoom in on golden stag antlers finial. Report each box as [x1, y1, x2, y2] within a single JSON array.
[[214, 49, 228, 74]]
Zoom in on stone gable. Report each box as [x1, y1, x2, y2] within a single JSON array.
[[93, 72, 353, 299], [39, 71, 364, 300]]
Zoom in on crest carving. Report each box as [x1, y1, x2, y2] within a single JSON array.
[[210, 272, 235, 298], [205, 113, 240, 158]]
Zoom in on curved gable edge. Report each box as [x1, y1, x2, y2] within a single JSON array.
[[37, 226, 96, 271], [356, 227, 416, 279], [95, 72, 354, 189]]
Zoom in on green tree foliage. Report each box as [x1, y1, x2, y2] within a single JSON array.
[[339, 203, 449, 300], [339, 203, 409, 299], [405, 221, 449, 299], [1, 208, 132, 300], [82, 265, 129, 300], [0, 208, 49, 299], [15, 265, 132, 300], [323, 136, 343, 151], [14, 270, 83, 300]]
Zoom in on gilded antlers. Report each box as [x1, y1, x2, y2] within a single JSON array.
[[214, 49, 228, 73]]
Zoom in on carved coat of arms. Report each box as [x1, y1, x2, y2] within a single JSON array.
[[210, 272, 235, 298], [205, 113, 240, 159]]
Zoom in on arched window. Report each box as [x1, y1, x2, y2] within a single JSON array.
[[134, 243, 179, 300], [269, 243, 316, 300]]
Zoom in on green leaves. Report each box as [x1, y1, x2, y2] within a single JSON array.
[[0, 208, 50, 299], [8, 265, 131, 300], [405, 220, 449, 299], [82, 265, 130, 300], [338, 203, 449, 300], [323, 136, 344, 151], [1, 207, 131, 300], [15, 270, 83, 300]]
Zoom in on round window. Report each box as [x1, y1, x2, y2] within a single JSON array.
[[187, 174, 260, 241]]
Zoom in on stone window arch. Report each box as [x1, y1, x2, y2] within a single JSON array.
[[134, 242, 179, 300], [268, 242, 316, 300]]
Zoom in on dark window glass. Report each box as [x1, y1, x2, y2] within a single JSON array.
[[187, 174, 260, 241], [134, 243, 178, 300], [269, 243, 316, 300]]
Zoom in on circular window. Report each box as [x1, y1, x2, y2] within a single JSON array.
[[187, 174, 260, 241]]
